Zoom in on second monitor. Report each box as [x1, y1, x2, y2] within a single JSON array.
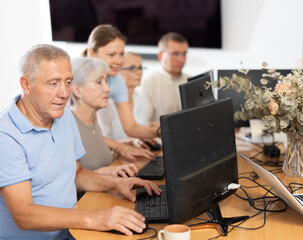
[[217, 69, 292, 127], [179, 72, 215, 110]]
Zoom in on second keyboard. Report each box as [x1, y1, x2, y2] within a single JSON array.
[[137, 156, 165, 180]]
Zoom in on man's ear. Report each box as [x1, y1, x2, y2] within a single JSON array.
[[87, 48, 95, 58], [71, 84, 82, 99], [158, 51, 163, 61], [19, 76, 31, 95]]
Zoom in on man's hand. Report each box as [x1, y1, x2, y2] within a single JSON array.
[[90, 206, 146, 236], [114, 177, 162, 202]]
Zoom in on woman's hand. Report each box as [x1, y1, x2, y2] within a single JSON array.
[[118, 138, 149, 149], [95, 164, 138, 177], [125, 138, 159, 150], [115, 143, 155, 162]]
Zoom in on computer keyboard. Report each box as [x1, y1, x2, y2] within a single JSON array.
[[137, 156, 165, 180], [135, 185, 169, 223]]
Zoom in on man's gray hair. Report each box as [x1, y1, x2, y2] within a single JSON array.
[[70, 57, 109, 105], [19, 44, 70, 81]]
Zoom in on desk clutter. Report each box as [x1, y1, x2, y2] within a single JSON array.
[[69, 69, 303, 239]]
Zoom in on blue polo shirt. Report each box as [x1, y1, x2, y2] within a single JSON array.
[[0, 95, 86, 240], [107, 73, 129, 103]]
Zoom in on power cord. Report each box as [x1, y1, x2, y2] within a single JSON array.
[[249, 147, 284, 167], [236, 176, 287, 212], [193, 177, 288, 240], [288, 183, 303, 194]]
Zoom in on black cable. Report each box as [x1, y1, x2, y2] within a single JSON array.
[[191, 176, 287, 240], [242, 140, 284, 167], [247, 149, 284, 167], [195, 209, 264, 240], [236, 177, 287, 212], [288, 183, 303, 194], [238, 170, 254, 176]]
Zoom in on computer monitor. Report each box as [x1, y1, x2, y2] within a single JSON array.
[[188, 69, 214, 82], [217, 69, 292, 127], [160, 98, 247, 232], [179, 73, 215, 110]]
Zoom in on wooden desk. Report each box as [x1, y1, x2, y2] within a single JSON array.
[[69, 145, 303, 239]]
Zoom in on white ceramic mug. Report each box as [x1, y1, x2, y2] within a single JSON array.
[[158, 224, 191, 240]]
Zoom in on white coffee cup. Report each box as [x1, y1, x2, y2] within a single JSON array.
[[158, 224, 191, 240]]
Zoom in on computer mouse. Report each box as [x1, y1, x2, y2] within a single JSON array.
[[109, 221, 148, 235], [144, 141, 161, 151]]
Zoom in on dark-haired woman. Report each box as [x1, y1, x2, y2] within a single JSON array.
[[82, 25, 160, 155]]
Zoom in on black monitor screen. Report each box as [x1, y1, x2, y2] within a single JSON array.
[[179, 74, 215, 110], [217, 69, 292, 127], [188, 69, 214, 82], [160, 98, 238, 224], [49, 0, 222, 48]]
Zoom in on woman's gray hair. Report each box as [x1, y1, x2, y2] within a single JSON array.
[[20, 44, 70, 82], [70, 57, 109, 105]]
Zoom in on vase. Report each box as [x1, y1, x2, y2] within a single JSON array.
[[282, 132, 303, 177]]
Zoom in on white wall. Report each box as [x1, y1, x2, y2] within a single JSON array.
[[231, 0, 303, 68], [0, 0, 302, 111], [0, 0, 52, 111]]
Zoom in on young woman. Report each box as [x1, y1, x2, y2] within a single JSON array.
[[82, 25, 161, 151], [97, 52, 159, 147]]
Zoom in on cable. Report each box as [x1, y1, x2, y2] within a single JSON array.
[[236, 176, 287, 212], [242, 140, 285, 167], [288, 183, 303, 194], [193, 176, 288, 240], [195, 209, 264, 240]]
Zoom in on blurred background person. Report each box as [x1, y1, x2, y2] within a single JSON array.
[[141, 32, 190, 122]]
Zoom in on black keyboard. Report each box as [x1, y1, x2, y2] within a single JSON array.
[[135, 185, 169, 223], [137, 156, 165, 180]]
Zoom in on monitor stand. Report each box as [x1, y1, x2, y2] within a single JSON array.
[[207, 203, 249, 236]]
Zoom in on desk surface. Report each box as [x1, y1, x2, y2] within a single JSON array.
[[69, 143, 303, 240]]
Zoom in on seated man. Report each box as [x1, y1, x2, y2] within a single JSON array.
[[141, 32, 190, 122], [0, 44, 161, 239]]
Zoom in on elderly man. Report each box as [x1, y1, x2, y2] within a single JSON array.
[[141, 32, 190, 122], [0, 44, 160, 239]]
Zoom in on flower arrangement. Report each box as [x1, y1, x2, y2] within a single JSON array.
[[206, 62, 303, 176], [207, 62, 303, 136]]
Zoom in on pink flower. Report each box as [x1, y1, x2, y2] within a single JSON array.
[[268, 99, 279, 115], [274, 82, 290, 95]]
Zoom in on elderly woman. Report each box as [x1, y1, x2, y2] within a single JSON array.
[[70, 57, 153, 177]]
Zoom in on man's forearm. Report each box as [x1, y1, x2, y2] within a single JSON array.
[[15, 204, 93, 231], [75, 167, 118, 192]]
